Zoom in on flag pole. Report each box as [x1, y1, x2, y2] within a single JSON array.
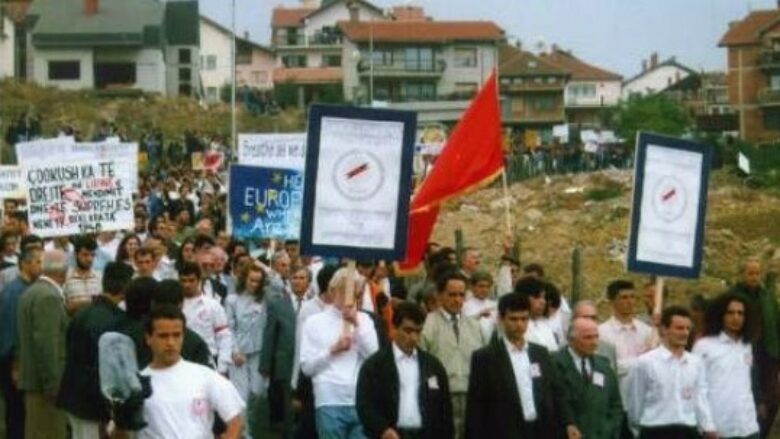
[[495, 67, 513, 236]]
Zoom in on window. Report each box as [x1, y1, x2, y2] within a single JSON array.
[[179, 68, 191, 82], [322, 55, 341, 67], [179, 83, 192, 96], [205, 55, 217, 71], [404, 47, 434, 71], [771, 75, 780, 90], [763, 108, 780, 130], [530, 95, 558, 111], [513, 77, 524, 85], [48, 61, 80, 80], [282, 55, 306, 68], [403, 82, 436, 101], [252, 71, 268, 83], [286, 28, 300, 45], [500, 78, 512, 86], [546, 76, 557, 84], [455, 82, 478, 97], [369, 49, 394, 66], [454, 47, 478, 68], [179, 48, 191, 64]]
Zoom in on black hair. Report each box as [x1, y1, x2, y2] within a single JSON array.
[[607, 279, 635, 301], [499, 293, 531, 317], [116, 233, 141, 262], [435, 270, 468, 293], [144, 304, 186, 335], [523, 263, 545, 278], [73, 235, 97, 254], [660, 305, 691, 328], [392, 302, 426, 327], [514, 276, 544, 297], [317, 264, 339, 294], [19, 234, 42, 251], [178, 261, 201, 279], [102, 262, 135, 296], [154, 280, 185, 306], [703, 292, 755, 343], [125, 277, 159, 320]]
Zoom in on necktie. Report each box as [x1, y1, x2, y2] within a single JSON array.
[[296, 297, 303, 314], [450, 314, 460, 342], [581, 356, 590, 383]]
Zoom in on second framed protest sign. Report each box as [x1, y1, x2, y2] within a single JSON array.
[[627, 132, 712, 278], [300, 105, 416, 260]]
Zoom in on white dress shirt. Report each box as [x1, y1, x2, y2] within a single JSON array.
[[525, 318, 558, 352], [462, 296, 497, 341], [598, 316, 657, 405], [183, 294, 233, 373], [625, 345, 715, 432], [692, 332, 759, 437], [393, 344, 422, 429], [300, 305, 379, 407], [503, 337, 538, 421]]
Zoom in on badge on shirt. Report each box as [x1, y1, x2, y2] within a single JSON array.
[[427, 376, 439, 390], [192, 397, 209, 416], [592, 372, 604, 387], [681, 386, 694, 400], [530, 363, 541, 378]]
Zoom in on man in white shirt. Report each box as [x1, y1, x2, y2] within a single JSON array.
[[693, 293, 760, 439], [357, 302, 453, 439], [139, 304, 244, 439], [625, 306, 717, 439], [462, 270, 497, 341], [597, 280, 657, 403], [515, 276, 558, 351], [62, 236, 102, 315], [300, 267, 379, 439], [179, 261, 233, 374]]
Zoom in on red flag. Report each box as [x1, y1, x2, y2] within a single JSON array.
[[397, 70, 504, 272], [396, 205, 440, 274], [411, 69, 504, 212]]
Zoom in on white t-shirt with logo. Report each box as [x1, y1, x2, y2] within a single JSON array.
[[138, 359, 245, 439]]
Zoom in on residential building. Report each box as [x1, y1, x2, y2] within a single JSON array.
[[339, 19, 503, 122], [622, 53, 695, 98], [0, 1, 31, 79], [270, 0, 386, 106], [719, 5, 780, 142], [25, 0, 199, 97], [498, 43, 569, 147], [540, 47, 622, 128], [236, 35, 274, 91]]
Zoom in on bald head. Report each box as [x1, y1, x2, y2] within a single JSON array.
[[42, 249, 68, 285], [568, 316, 599, 357], [741, 257, 762, 290]]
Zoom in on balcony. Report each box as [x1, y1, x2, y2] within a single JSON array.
[[759, 50, 780, 70], [357, 59, 446, 78], [501, 82, 565, 93], [758, 88, 780, 106], [272, 31, 343, 49]]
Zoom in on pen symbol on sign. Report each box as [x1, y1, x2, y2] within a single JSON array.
[[662, 188, 676, 202], [345, 163, 369, 179]]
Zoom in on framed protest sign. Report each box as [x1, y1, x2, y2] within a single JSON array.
[[24, 159, 134, 237], [227, 164, 303, 240], [237, 133, 306, 170], [0, 166, 25, 200], [300, 105, 416, 260], [627, 132, 712, 278]]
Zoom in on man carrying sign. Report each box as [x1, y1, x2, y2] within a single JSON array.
[[299, 267, 379, 439]]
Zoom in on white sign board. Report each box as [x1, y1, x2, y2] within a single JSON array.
[[237, 133, 306, 171], [553, 124, 569, 143], [627, 133, 711, 278], [25, 159, 134, 237], [16, 139, 139, 191], [738, 152, 751, 174], [0, 166, 25, 199]]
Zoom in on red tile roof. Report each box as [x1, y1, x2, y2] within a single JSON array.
[[499, 44, 568, 76], [273, 67, 342, 84], [391, 6, 427, 22], [540, 49, 622, 81], [338, 20, 503, 43], [719, 9, 780, 46], [271, 7, 314, 28]]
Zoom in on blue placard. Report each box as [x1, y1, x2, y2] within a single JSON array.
[[300, 104, 416, 260], [626, 132, 712, 279], [228, 164, 303, 240]]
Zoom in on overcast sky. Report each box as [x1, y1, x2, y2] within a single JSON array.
[[201, 0, 777, 77]]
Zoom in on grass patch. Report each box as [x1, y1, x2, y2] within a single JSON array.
[[585, 184, 623, 202]]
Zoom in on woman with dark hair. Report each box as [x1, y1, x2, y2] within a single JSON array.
[[115, 234, 141, 267], [224, 262, 268, 438], [693, 292, 759, 438], [175, 236, 197, 273]]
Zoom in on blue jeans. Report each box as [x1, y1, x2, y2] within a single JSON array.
[[315, 406, 364, 439]]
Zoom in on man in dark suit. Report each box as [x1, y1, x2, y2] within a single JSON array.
[[553, 316, 623, 439], [16, 250, 69, 439], [56, 262, 135, 438], [261, 275, 301, 439], [465, 293, 577, 439], [357, 302, 453, 439]]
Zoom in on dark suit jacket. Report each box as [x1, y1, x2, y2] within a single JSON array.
[[57, 296, 128, 421], [357, 346, 454, 439], [552, 349, 623, 439], [261, 293, 296, 382], [16, 277, 68, 395], [465, 339, 571, 439]]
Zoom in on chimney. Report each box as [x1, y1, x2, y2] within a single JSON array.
[[348, 1, 360, 23], [84, 0, 98, 16], [650, 52, 658, 69]]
